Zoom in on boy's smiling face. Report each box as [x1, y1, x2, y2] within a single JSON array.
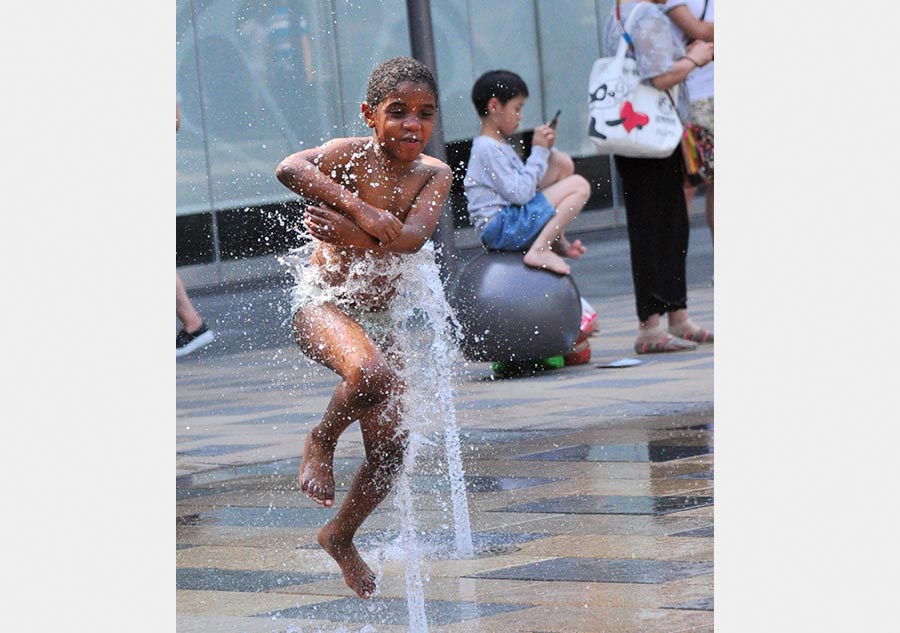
[[363, 81, 437, 162]]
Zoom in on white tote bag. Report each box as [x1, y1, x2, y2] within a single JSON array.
[[587, 3, 682, 158]]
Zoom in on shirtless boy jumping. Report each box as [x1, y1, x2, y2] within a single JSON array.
[[275, 57, 452, 599]]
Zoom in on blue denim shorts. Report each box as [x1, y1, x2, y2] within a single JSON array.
[[480, 192, 556, 252]]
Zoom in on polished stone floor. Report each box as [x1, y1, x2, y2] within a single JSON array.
[[177, 281, 713, 632]]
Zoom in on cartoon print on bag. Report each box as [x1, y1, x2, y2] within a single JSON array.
[[605, 102, 650, 132], [588, 79, 620, 140], [588, 78, 649, 139], [651, 93, 679, 127], [657, 93, 675, 114]]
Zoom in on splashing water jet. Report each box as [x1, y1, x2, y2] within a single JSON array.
[[280, 237, 473, 631]]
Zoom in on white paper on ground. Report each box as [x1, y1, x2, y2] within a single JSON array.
[[597, 357, 644, 368]]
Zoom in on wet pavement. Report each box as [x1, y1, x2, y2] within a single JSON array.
[[177, 220, 714, 632]]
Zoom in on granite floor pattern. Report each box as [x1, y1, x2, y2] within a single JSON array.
[[177, 285, 713, 632]]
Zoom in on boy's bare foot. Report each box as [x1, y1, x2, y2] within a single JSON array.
[[299, 432, 335, 507], [524, 249, 570, 275], [563, 240, 587, 259], [318, 523, 377, 599], [555, 238, 586, 259]]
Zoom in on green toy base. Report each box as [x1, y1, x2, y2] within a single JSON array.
[[491, 355, 565, 377]]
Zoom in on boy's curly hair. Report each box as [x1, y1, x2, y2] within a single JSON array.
[[470, 70, 529, 117], [366, 56, 438, 108]]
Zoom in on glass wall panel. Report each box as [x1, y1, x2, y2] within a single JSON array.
[[177, 0, 343, 214], [536, 0, 605, 157], [432, 0, 616, 156], [431, 0, 478, 143], [176, 0, 620, 222], [594, 0, 617, 45], [465, 0, 543, 133], [176, 0, 212, 215], [332, 0, 411, 138]]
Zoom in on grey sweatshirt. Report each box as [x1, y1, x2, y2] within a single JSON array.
[[463, 135, 550, 231]]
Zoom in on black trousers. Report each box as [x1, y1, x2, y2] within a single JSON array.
[[614, 150, 690, 323]]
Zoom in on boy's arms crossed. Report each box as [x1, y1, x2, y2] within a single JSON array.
[[275, 138, 404, 244], [304, 161, 451, 254]]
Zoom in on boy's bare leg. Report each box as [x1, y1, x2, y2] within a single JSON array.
[[544, 175, 590, 259], [318, 390, 407, 599], [538, 150, 575, 190], [292, 303, 400, 508], [524, 226, 571, 275], [525, 175, 591, 274]]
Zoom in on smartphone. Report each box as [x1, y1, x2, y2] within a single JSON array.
[[548, 109, 561, 130]]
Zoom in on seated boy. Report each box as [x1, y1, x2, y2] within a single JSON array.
[[463, 70, 591, 275]]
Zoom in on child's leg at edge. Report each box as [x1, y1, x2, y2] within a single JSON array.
[[292, 303, 401, 508], [525, 174, 591, 274], [176, 272, 203, 332], [318, 391, 407, 599]]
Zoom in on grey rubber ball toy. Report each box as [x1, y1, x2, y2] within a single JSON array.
[[449, 251, 582, 362]]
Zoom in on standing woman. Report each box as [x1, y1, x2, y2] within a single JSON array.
[[602, 0, 714, 354], [665, 0, 714, 243]]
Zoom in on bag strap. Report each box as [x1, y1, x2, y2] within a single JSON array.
[[616, 1, 651, 50], [665, 89, 685, 127]]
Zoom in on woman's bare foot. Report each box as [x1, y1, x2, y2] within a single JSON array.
[[299, 432, 335, 507], [634, 327, 696, 354], [667, 319, 714, 344], [318, 523, 377, 599], [524, 249, 570, 275], [553, 237, 586, 259]]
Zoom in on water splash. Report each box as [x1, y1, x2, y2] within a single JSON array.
[[279, 238, 473, 631], [378, 242, 474, 560], [399, 245, 473, 558], [393, 470, 428, 632]]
